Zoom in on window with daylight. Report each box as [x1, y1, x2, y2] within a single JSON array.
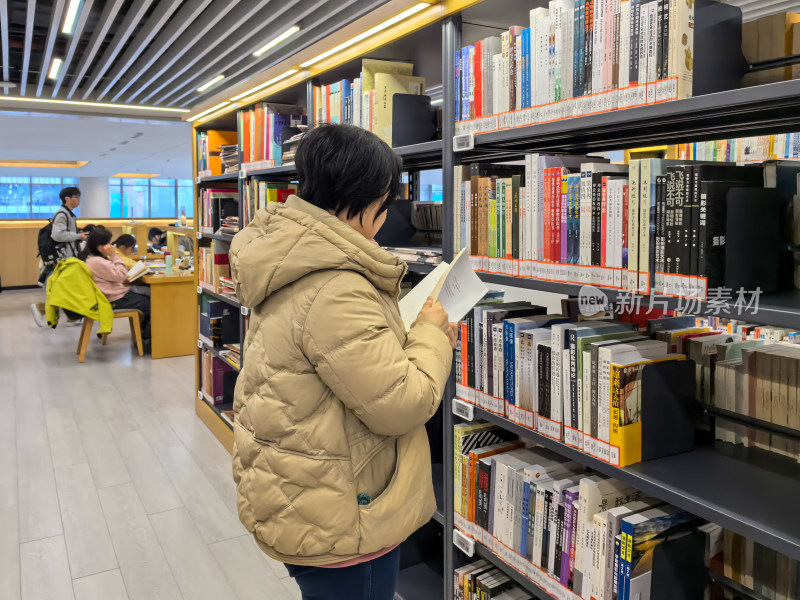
[[0, 177, 80, 219], [108, 178, 193, 219]]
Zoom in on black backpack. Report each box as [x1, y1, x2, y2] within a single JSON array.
[[37, 215, 64, 263]]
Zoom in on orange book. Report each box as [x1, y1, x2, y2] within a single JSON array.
[[467, 440, 523, 523]]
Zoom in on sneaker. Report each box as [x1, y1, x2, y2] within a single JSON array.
[[30, 303, 46, 328]]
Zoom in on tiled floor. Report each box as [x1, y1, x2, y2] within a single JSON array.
[[0, 289, 302, 600]]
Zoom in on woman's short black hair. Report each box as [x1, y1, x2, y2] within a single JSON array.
[[295, 123, 402, 221], [114, 234, 136, 248], [148, 227, 164, 240], [78, 226, 113, 260]]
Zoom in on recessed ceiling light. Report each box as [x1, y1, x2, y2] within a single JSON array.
[[253, 26, 300, 57], [48, 58, 63, 80], [0, 159, 89, 168], [228, 69, 299, 102], [299, 2, 430, 68], [0, 96, 189, 113], [187, 101, 231, 122], [62, 0, 82, 34], [197, 75, 225, 93]]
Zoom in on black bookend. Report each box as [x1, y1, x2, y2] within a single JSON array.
[[222, 371, 238, 405], [392, 94, 437, 147], [640, 361, 697, 462], [726, 187, 787, 294], [651, 531, 708, 600], [693, 0, 748, 95]]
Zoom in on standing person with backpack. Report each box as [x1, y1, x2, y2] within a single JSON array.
[[31, 187, 87, 327]]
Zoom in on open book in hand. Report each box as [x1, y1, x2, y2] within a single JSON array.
[[127, 261, 151, 282], [398, 248, 488, 332]]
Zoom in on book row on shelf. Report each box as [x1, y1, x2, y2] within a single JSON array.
[[676, 133, 800, 163], [196, 130, 238, 176], [200, 349, 236, 406], [452, 434, 800, 600], [199, 187, 238, 235], [238, 103, 306, 169], [455, 558, 534, 599], [454, 296, 800, 468], [452, 0, 740, 135], [198, 295, 239, 350], [198, 242, 234, 295], [241, 179, 297, 225], [313, 58, 426, 146], [453, 154, 800, 301]]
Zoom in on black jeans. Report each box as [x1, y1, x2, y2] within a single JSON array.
[[284, 547, 401, 600], [111, 290, 151, 344]]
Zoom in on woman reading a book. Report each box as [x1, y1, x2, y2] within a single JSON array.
[[81, 226, 151, 353], [230, 123, 457, 600]]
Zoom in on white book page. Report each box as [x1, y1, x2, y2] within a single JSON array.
[[398, 261, 449, 331], [432, 248, 488, 324], [398, 248, 488, 332]]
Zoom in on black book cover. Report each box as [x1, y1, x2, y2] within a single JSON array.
[[478, 458, 491, 530], [541, 488, 554, 569], [630, 0, 641, 85], [679, 165, 694, 278], [467, 314, 475, 388], [655, 175, 667, 282], [660, 0, 670, 79], [655, 0, 665, 81], [663, 169, 680, 276], [512, 174, 523, 260], [554, 500, 566, 578], [591, 177, 602, 266], [694, 165, 762, 287], [539, 344, 552, 419]]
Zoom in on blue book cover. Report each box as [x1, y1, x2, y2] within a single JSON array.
[[463, 46, 472, 119], [522, 28, 530, 109], [455, 49, 461, 122], [613, 534, 623, 598]]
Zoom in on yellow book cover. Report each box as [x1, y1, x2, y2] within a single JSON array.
[[609, 356, 685, 467], [372, 72, 425, 145]]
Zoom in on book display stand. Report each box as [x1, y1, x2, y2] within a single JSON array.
[[188, 2, 800, 597]]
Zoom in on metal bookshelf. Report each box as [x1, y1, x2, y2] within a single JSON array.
[[188, 3, 800, 598]]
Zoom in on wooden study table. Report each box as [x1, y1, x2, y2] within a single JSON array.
[[142, 271, 196, 359]]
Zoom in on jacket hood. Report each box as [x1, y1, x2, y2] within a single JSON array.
[[230, 195, 407, 308]]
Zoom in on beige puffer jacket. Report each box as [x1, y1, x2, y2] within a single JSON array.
[[229, 195, 453, 566]]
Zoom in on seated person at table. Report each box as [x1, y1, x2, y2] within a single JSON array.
[[112, 234, 138, 269], [81, 226, 151, 353], [149, 227, 193, 255]]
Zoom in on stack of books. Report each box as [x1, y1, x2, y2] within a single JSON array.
[[219, 144, 239, 173], [218, 276, 235, 296], [411, 201, 443, 231], [218, 343, 241, 370], [199, 187, 238, 234], [313, 59, 425, 146], [220, 216, 239, 235], [454, 559, 534, 599], [383, 246, 443, 265]]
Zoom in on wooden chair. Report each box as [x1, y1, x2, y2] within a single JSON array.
[[77, 309, 144, 363]]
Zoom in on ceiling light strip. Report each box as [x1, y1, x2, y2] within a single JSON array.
[[187, 101, 231, 122], [62, 0, 82, 34], [0, 96, 189, 113], [299, 2, 430, 68], [197, 75, 225, 93], [253, 26, 301, 57], [0, 159, 89, 168], [48, 58, 63, 80], [228, 69, 299, 102]]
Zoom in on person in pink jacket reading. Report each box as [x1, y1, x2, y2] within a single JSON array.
[[81, 226, 151, 353]]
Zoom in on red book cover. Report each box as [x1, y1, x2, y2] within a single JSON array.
[[552, 168, 563, 264], [601, 176, 608, 267], [325, 84, 331, 124], [275, 188, 293, 203], [474, 40, 482, 118], [460, 323, 468, 385], [622, 183, 629, 268], [543, 168, 551, 263]]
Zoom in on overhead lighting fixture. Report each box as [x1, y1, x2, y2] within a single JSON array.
[[187, 101, 231, 122], [112, 173, 160, 178], [0, 159, 89, 168], [0, 96, 189, 113], [62, 0, 82, 34], [253, 26, 301, 57], [197, 75, 225, 93], [48, 58, 63, 80], [229, 69, 299, 102], [300, 2, 430, 68]]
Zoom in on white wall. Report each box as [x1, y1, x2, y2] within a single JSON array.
[[78, 177, 110, 219]]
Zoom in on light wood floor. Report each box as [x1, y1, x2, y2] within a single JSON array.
[[0, 289, 302, 600]]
